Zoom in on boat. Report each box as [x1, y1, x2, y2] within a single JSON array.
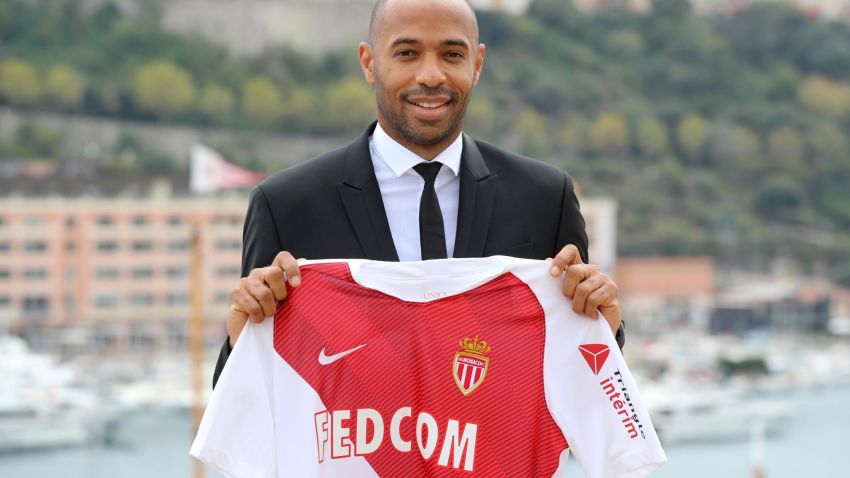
[[0, 336, 120, 452], [643, 381, 794, 445]]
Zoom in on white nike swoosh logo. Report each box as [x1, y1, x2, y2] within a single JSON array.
[[318, 344, 367, 365]]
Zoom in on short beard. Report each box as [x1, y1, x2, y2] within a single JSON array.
[[374, 75, 469, 147]]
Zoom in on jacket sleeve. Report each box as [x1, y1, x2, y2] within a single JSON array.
[[555, 173, 626, 349], [213, 185, 284, 388]]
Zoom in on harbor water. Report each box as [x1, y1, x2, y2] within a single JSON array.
[[1, 386, 848, 478]]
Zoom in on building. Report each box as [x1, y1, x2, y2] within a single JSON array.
[[0, 189, 246, 354], [156, 0, 533, 56], [0, 186, 618, 353], [615, 256, 716, 333]]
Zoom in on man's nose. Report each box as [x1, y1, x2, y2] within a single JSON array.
[[415, 54, 447, 88]]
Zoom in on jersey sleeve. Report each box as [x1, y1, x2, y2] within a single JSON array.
[[548, 314, 667, 478], [190, 320, 277, 478], [509, 258, 666, 478]]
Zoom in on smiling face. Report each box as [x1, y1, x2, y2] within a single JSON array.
[[359, 0, 485, 160]]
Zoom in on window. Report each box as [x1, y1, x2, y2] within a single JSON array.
[[215, 266, 241, 277], [0, 217, 5, 227], [23, 296, 49, 313], [64, 267, 76, 280], [64, 295, 75, 312], [65, 242, 76, 252], [24, 216, 43, 225], [168, 216, 184, 227], [213, 215, 242, 225], [96, 241, 118, 252], [166, 293, 188, 305], [131, 268, 154, 279], [131, 240, 154, 252], [94, 293, 120, 308], [215, 239, 241, 251], [25, 241, 47, 252], [214, 291, 231, 304], [130, 322, 154, 349], [96, 267, 119, 279], [97, 216, 113, 226], [167, 240, 188, 251], [0, 241, 10, 252], [93, 322, 118, 349], [130, 293, 154, 307], [23, 268, 47, 280], [167, 266, 187, 278], [0, 296, 10, 307], [167, 321, 187, 346], [65, 216, 76, 228], [0, 269, 10, 280], [132, 216, 149, 226]]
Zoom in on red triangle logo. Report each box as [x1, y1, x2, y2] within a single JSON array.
[[578, 344, 610, 375]]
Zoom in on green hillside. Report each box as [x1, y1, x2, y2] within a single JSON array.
[[0, 0, 849, 282]]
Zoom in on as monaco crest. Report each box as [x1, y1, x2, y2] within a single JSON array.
[[453, 336, 491, 396]]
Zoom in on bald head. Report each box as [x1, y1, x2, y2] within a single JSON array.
[[368, 0, 479, 47]]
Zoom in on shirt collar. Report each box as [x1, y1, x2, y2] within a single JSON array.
[[372, 122, 462, 178]]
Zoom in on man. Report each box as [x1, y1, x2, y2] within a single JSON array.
[[214, 0, 624, 386]]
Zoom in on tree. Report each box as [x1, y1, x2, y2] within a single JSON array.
[[635, 117, 669, 159], [44, 64, 84, 110], [464, 98, 498, 141], [606, 29, 644, 58], [133, 60, 196, 118], [677, 113, 709, 164], [516, 108, 551, 158], [798, 75, 850, 118], [708, 123, 761, 168], [755, 175, 804, 221], [198, 84, 236, 121], [241, 76, 285, 127], [806, 122, 849, 174], [590, 113, 629, 156], [285, 86, 319, 130], [321, 76, 375, 132], [0, 58, 40, 106], [556, 116, 590, 154], [767, 125, 804, 168]]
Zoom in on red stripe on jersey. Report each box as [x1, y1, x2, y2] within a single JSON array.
[[274, 263, 567, 476]]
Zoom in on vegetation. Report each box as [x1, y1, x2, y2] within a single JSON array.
[[1, 0, 850, 282]]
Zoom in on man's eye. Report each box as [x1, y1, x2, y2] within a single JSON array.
[[445, 51, 464, 59], [396, 50, 417, 57]]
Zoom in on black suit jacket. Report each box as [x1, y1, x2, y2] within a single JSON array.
[[213, 123, 623, 386]]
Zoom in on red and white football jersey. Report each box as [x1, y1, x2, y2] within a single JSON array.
[[191, 257, 666, 478]]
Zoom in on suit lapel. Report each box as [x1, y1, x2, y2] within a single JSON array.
[[454, 135, 495, 258], [337, 123, 399, 261]]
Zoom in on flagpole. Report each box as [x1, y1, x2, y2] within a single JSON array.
[[189, 221, 205, 478]]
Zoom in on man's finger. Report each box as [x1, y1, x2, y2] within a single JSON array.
[[561, 264, 592, 298], [274, 251, 302, 287], [262, 266, 288, 302], [549, 244, 583, 276], [231, 285, 265, 324], [246, 280, 277, 318], [570, 274, 605, 317], [583, 285, 616, 319]]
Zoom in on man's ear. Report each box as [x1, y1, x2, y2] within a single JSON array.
[[472, 43, 485, 87], [359, 42, 376, 86]]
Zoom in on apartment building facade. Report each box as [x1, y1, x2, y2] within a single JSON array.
[[0, 191, 618, 353], [0, 194, 246, 353]]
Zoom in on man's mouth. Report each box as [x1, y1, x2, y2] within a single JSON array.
[[411, 100, 450, 109]]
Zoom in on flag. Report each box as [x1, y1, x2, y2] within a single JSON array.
[[189, 143, 266, 194]]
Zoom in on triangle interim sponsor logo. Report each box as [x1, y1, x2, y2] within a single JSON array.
[[578, 344, 610, 375]]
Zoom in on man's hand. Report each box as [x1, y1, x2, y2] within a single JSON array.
[[548, 245, 621, 336], [227, 251, 302, 347]]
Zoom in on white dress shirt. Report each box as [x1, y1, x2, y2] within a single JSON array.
[[369, 123, 462, 261]]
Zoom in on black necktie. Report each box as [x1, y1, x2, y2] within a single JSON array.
[[413, 162, 447, 260]]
